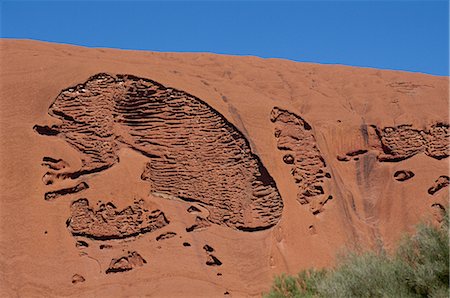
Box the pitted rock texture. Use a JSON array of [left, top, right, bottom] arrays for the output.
[[374, 123, 449, 162], [66, 198, 169, 240], [44, 182, 89, 201], [337, 150, 368, 162], [106, 251, 147, 274], [387, 81, 428, 94], [428, 176, 449, 195], [36, 73, 283, 231], [206, 254, 223, 266], [42, 156, 69, 171], [156, 232, 177, 241], [203, 244, 222, 266], [71, 274, 85, 284], [394, 170, 415, 182], [270, 107, 331, 214], [186, 216, 211, 232]]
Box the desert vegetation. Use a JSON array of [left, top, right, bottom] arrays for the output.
[[266, 213, 449, 298]]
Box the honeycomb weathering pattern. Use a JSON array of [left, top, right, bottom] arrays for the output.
[[67, 198, 169, 240], [270, 107, 332, 214], [106, 251, 147, 274], [374, 123, 449, 161], [40, 73, 283, 231]]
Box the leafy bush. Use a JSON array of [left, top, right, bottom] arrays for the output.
[[265, 213, 449, 298], [266, 270, 327, 298], [396, 216, 449, 297]]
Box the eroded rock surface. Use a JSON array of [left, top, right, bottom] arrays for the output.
[[35, 73, 283, 231], [71, 274, 85, 284], [270, 107, 331, 214], [394, 170, 415, 182], [336, 124, 449, 163], [44, 182, 89, 201], [156, 232, 177, 241], [186, 216, 211, 232], [373, 123, 449, 162], [428, 176, 449, 195], [66, 198, 169, 240], [106, 251, 147, 274]]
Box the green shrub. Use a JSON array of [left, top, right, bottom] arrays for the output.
[[265, 270, 327, 298], [316, 252, 413, 297], [397, 215, 449, 297], [265, 213, 449, 298]]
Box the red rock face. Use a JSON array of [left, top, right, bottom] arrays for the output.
[[106, 251, 147, 274], [372, 123, 449, 161], [270, 107, 333, 215], [35, 73, 283, 231], [67, 198, 169, 240], [1, 40, 448, 297]]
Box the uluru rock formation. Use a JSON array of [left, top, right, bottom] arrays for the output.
[[0, 39, 448, 297], [34, 72, 282, 231]]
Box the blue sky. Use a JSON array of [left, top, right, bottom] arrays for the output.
[[1, 1, 448, 76]]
